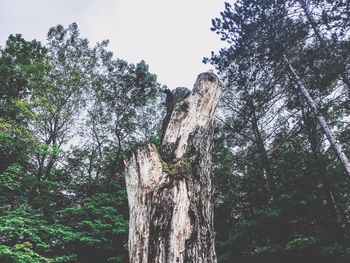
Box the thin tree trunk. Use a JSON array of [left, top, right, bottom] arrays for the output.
[[124, 73, 221, 263], [283, 54, 350, 177], [249, 102, 279, 204], [300, 106, 345, 226]]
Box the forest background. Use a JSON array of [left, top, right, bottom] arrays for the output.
[[1, 0, 350, 262]]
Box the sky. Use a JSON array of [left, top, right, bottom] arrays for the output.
[[0, 0, 227, 88]]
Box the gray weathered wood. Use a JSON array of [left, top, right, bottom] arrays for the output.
[[124, 72, 221, 263]]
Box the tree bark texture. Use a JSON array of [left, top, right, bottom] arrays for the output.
[[124, 72, 221, 263]]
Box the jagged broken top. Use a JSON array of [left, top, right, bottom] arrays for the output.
[[161, 72, 221, 159]]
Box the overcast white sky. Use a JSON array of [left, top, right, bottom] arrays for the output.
[[0, 0, 226, 88]]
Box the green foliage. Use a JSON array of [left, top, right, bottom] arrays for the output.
[[209, 1, 350, 262], [285, 236, 319, 251], [0, 242, 50, 263], [2, 4, 350, 261], [0, 164, 22, 191], [321, 244, 350, 259], [162, 161, 173, 174], [0, 23, 163, 262], [0, 119, 35, 172], [253, 245, 281, 257], [148, 136, 161, 148], [0, 204, 75, 262], [55, 190, 129, 262]]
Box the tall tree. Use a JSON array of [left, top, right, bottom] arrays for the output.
[[209, 0, 350, 177], [0, 23, 164, 262], [208, 0, 350, 261]]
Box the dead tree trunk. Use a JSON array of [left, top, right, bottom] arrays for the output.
[[124, 72, 221, 263]]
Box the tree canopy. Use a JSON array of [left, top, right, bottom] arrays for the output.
[[0, 23, 163, 262], [207, 0, 350, 262], [2, 1, 350, 261]]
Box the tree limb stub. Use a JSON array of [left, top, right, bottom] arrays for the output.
[[124, 72, 221, 263]]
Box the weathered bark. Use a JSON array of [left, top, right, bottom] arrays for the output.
[[124, 72, 221, 263], [283, 54, 350, 178]]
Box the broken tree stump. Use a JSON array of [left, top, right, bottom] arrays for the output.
[[124, 72, 221, 263]]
